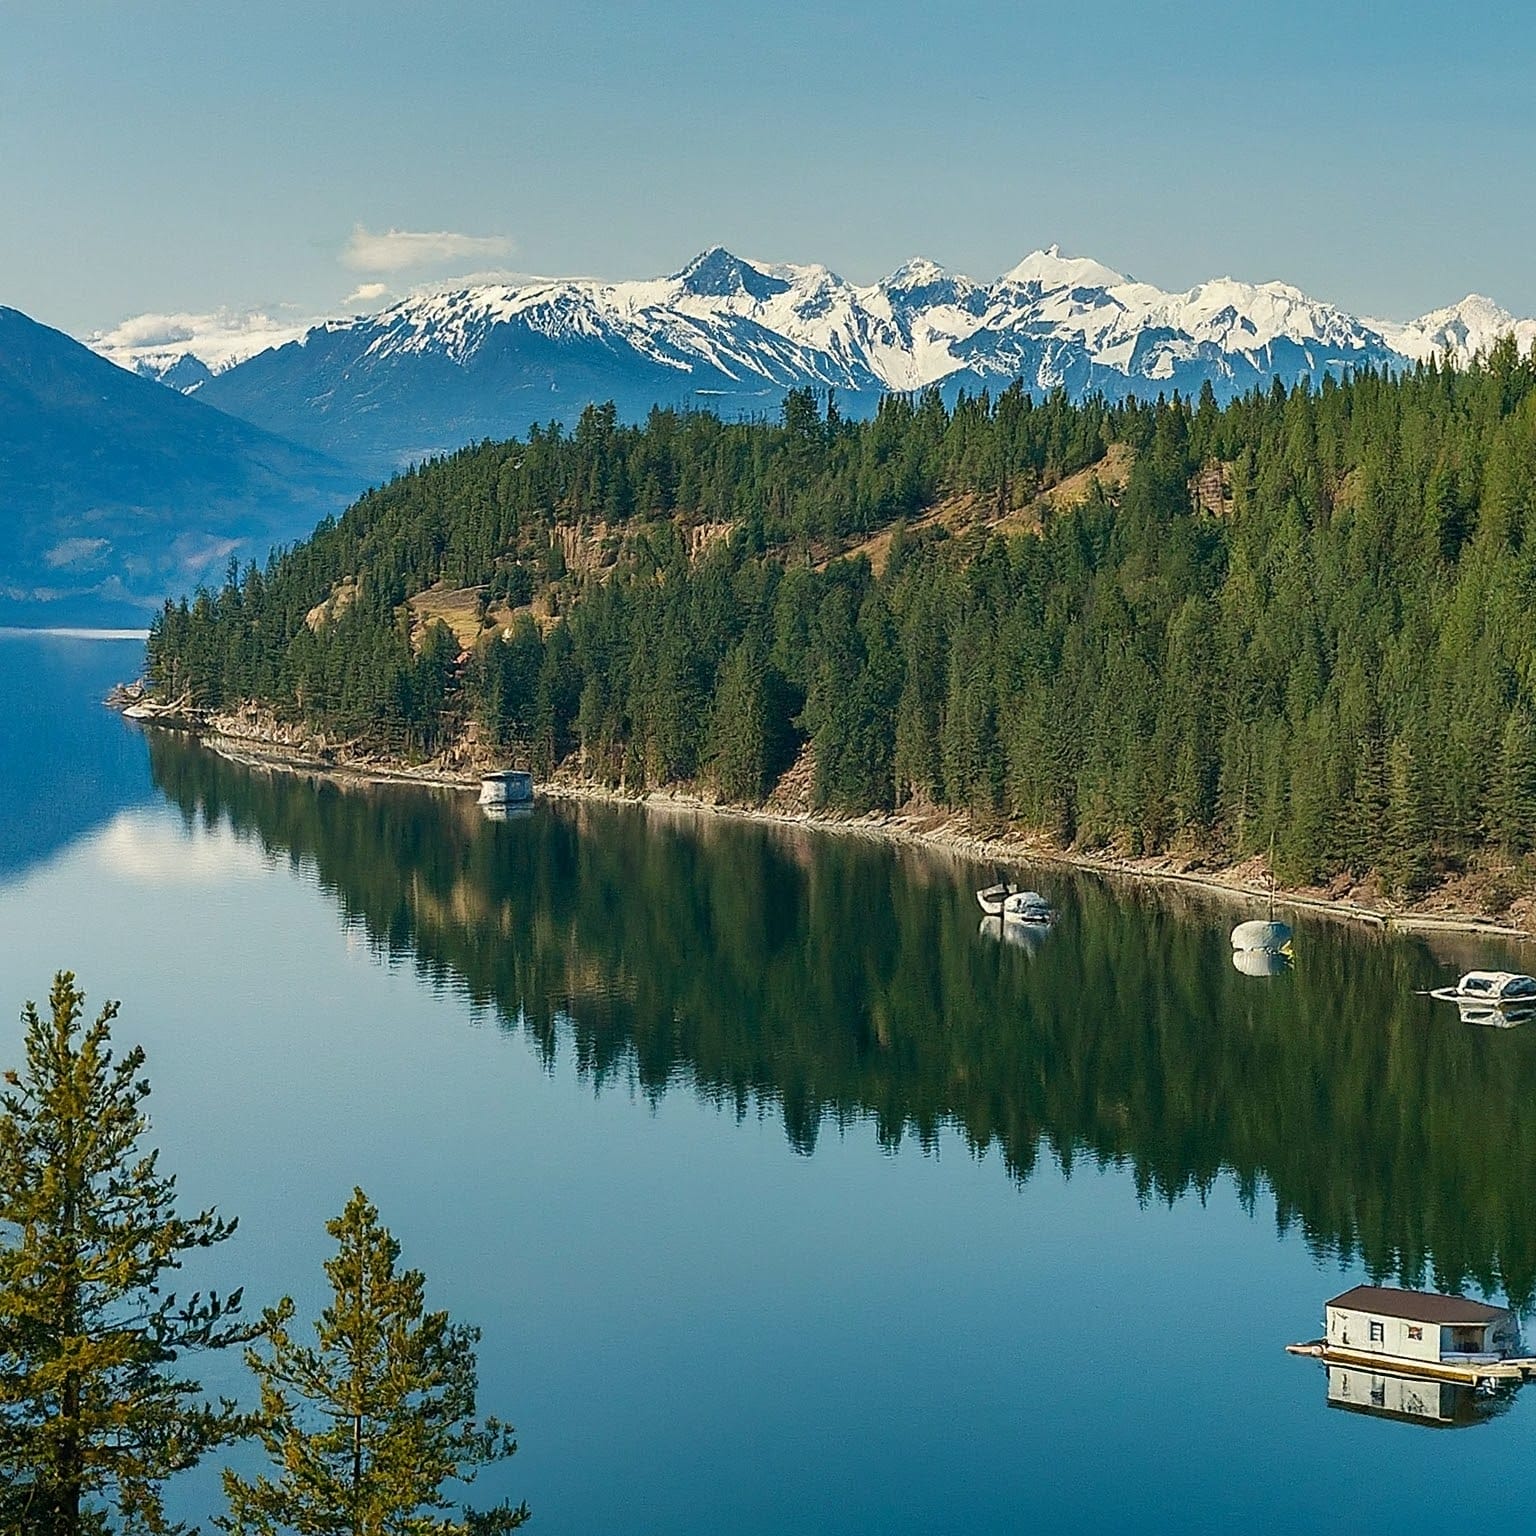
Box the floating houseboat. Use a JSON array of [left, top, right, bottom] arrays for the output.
[[1230, 836, 1292, 959], [478, 770, 534, 808], [1289, 1285, 1535, 1387], [1000, 890, 1054, 926]]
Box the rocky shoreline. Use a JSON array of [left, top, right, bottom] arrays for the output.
[[113, 696, 1536, 944]]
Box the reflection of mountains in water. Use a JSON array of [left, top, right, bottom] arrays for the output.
[[148, 735, 1536, 1306], [0, 636, 153, 881]]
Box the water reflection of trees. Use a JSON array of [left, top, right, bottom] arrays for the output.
[[150, 736, 1536, 1307]]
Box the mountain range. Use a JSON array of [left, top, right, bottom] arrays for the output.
[[92, 245, 1536, 476], [6, 245, 1536, 625]]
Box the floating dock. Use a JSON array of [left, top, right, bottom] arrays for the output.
[[1287, 1340, 1536, 1385]]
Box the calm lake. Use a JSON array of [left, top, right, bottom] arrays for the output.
[[3, 632, 1536, 1532]]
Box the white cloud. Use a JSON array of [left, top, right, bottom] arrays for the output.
[[44, 537, 110, 570], [343, 281, 391, 309], [342, 224, 515, 274], [87, 307, 314, 374]]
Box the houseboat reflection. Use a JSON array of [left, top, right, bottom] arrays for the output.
[[1326, 1365, 1514, 1427]]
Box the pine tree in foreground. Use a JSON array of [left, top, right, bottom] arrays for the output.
[[0, 972, 248, 1535], [220, 1188, 527, 1536]]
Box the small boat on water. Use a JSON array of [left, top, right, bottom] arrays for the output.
[[1429, 971, 1536, 1008], [1231, 918, 1293, 953], [1231, 834, 1293, 959], [478, 770, 534, 808], [975, 883, 1055, 925], [1001, 890, 1055, 926]]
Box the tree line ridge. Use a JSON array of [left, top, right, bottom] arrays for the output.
[[148, 348, 1536, 903]]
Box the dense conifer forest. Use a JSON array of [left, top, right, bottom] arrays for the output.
[[148, 348, 1536, 889]]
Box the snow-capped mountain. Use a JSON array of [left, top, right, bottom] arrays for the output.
[[1372, 295, 1536, 367], [89, 247, 1536, 474]]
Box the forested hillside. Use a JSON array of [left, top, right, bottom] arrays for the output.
[[147, 350, 1536, 891]]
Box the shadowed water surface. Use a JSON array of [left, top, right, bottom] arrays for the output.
[[2, 635, 1535, 1533]]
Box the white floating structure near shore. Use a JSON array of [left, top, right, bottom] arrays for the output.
[[975, 884, 1054, 924], [1231, 919, 1292, 952], [1429, 971, 1536, 1006], [1289, 1285, 1535, 1387], [478, 770, 534, 808], [1001, 890, 1054, 926]]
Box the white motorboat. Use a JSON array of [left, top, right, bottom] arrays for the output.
[[1231, 834, 1292, 959], [1001, 890, 1054, 926], [975, 882, 1018, 917], [1429, 971, 1536, 1007]]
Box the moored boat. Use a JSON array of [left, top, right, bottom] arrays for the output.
[[478, 770, 534, 807], [1231, 834, 1292, 957], [1001, 890, 1054, 926], [1429, 970, 1536, 1007], [1288, 1285, 1536, 1391], [1230, 918, 1293, 953], [975, 882, 1018, 917]]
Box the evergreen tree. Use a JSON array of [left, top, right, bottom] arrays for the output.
[[220, 1188, 526, 1536], [0, 973, 247, 1535], [1492, 706, 1536, 854], [708, 639, 771, 804]]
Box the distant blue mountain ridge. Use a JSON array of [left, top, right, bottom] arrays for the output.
[[0, 306, 356, 627]]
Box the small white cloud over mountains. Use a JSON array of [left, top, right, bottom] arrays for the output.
[[343, 281, 391, 309], [87, 307, 313, 377], [342, 224, 515, 274]]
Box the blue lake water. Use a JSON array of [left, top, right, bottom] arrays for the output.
[[1, 633, 1535, 1532]]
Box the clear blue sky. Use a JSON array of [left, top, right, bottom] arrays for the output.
[[5, 0, 1535, 334]]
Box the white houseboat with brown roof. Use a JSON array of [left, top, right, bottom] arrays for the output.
[[1289, 1285, 1534, 1386]]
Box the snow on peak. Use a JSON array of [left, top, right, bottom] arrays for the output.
[[87, 307, 316, 381], [883, 256, 953, 291], [1001, 245, 1126, 291], [1376, 294, 1536, 365], [82, 246, 1536, 406]]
